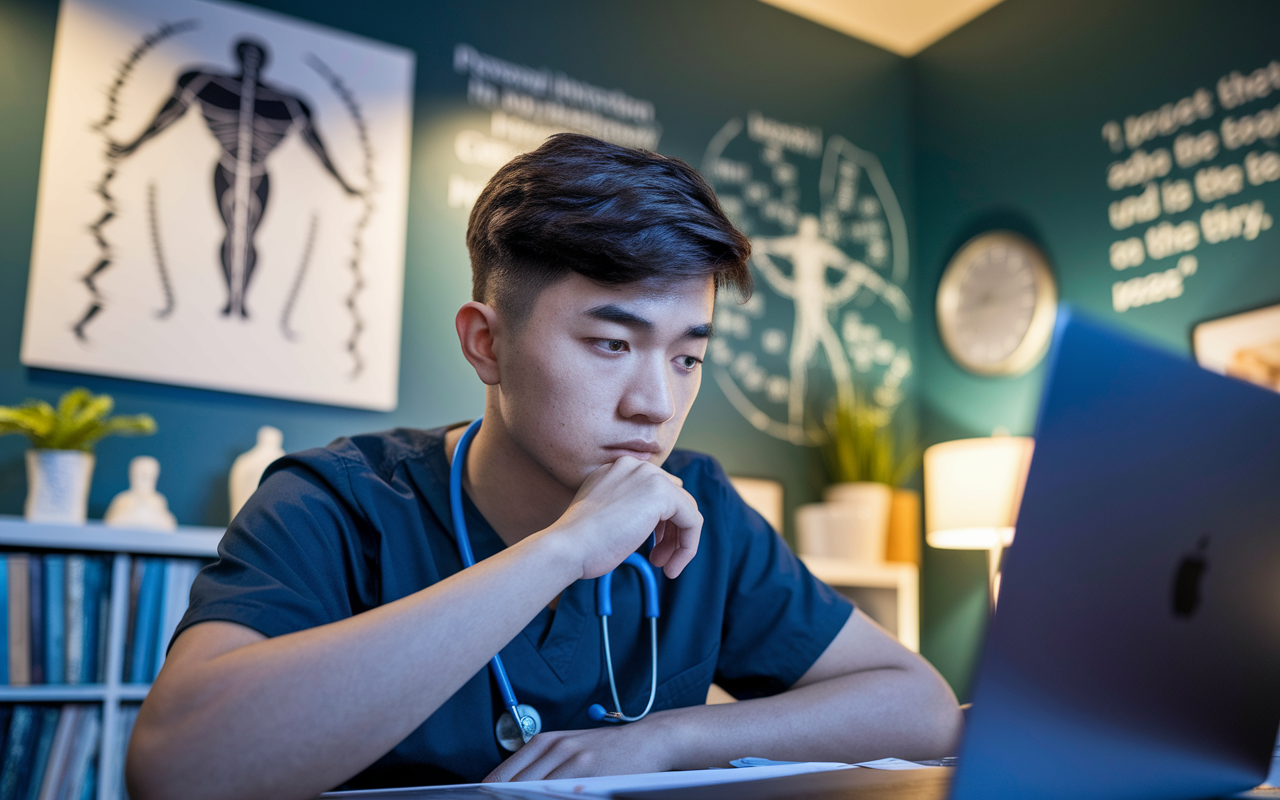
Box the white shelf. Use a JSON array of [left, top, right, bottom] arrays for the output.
[[0, 515, 222, 557], [0, 684, 149, 702], [802, 556, 917, 588], [802, 556, 919, 653]]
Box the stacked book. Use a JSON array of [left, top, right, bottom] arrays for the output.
[[120, 558, 202, 685], [1, 555, 204, 686], [2, 555, 112, 686], [0, 703, 113, 800]]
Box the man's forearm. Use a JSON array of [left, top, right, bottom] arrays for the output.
[[128, 530, 581, 800], [655, 665, 962, 768]]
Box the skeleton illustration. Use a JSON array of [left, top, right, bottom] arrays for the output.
[[110, 39, 359, 318]]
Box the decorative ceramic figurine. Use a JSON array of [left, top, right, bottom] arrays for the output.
[[229, 426, 285, 520], [105, 455, 177, 531]]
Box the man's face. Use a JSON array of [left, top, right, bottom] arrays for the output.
[[493, 272, 715, 490]]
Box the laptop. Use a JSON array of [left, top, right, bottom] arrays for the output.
[[620, 311, 1280, 800]]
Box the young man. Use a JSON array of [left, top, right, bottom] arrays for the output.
[[127, 134, 961, 800]]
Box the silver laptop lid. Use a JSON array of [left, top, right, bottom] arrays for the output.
[[952, 312, 1280, 800]]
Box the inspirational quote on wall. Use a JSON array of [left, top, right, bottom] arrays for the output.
[[1103, 61, 1280, 312]]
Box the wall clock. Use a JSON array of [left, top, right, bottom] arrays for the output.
[[937, 231, 1058, 376]]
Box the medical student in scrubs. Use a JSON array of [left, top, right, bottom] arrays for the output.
[[127, 134, 961, 800]]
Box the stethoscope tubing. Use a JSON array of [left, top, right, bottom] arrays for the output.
[[602, 616, 658, 722], [449, 417, 660, 748], [449, 419, 525, 719]]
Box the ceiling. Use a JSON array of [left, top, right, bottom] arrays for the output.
[[758, 0, 1007, 56]]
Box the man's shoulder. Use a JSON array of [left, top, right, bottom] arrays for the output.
[[662, 448, 735, 501], [284, 426, 449, 485]]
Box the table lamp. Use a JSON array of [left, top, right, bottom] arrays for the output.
[[924, 435, 1034, 604]]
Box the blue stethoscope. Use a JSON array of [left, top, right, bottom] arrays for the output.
[[450, 418, 661, 752]]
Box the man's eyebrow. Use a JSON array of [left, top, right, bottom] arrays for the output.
[[585, 304, 713, 339], [586, 304, 653, 330]]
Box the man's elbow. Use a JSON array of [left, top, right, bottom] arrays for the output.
[[125, 706, 207, 800], [124, 717, 169, 800], [917, 694, 964, 758], [906, 667, 964, 758]]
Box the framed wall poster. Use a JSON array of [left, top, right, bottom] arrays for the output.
[[21, 0, 414, 410], [1192, 302, 1280, 393]]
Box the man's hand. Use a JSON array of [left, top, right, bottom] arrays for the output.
[[483, 717, 680, 782], [547, 456, 703, 581]]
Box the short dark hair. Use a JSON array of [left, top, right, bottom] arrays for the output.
[[466, 134, 752, 323]]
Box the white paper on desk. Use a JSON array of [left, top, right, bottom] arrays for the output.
[[322, 761, 853, 799], [851, 757, 931, 770]]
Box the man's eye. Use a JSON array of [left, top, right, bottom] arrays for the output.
[[678, 356, 702, 370], [604, 340, 626, 352]]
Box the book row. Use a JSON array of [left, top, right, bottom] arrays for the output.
[[0, 702, 138, 800], [2, 556, 109, 687], [121, 558, 203, 686], [1, 554, 205, 686]]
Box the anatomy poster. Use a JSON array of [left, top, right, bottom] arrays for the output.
[[21, 0, 414, 410]]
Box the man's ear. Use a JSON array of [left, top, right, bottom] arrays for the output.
[[455, 301, 502, 386]]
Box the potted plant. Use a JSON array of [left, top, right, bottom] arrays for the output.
[[0, 388, 156, 524], [810, 388, 921, 563]]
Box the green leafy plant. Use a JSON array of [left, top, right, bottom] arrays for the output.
[[822, 387, 920, 487], [0, 388, 156, 452]]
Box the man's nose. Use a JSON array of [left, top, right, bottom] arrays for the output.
[[619, 355, 675, 424]]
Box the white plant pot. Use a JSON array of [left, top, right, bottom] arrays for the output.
[[24, 449, 95, 525], [820, 482, 893, 563]]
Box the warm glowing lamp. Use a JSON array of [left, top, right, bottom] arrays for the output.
[[924, 435, 1034, 602]]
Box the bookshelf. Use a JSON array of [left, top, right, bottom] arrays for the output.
[[802, 556, 919, 652], [0, 515, 222, 800]]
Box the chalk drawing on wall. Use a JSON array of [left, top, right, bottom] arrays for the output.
[[20, 0, 414, 410], [704, 114, 912, 445]]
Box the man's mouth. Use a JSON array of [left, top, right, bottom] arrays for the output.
[[604, 440, 663, 459]]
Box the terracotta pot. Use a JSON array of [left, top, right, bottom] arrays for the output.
[[885, 488, 922, 564], [24, 449, 95, 524]]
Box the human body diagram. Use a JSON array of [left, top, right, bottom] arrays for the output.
[[110, 40, 360, 319], [751, 214, 911, 431]]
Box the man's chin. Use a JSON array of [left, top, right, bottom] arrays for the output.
[[563, 449, 672, 489]]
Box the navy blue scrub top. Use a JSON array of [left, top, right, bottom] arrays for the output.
[[174, 425, 853, 789]]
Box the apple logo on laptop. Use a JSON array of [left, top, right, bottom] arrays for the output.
[[1173, 536, 1210, 618]]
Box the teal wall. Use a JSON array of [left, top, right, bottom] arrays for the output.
[[0, 1, 911, 542], [9, 0, 1275, 701], [913, 0, 1280, 698]]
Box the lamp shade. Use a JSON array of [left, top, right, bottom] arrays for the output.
[[924, 436, 1034, 550]]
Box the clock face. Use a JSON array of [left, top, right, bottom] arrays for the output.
[[937, 232, 1058, 376]]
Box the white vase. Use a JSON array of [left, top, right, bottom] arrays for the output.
[[24, 449, 95, 524], [821, 482, 893, 563], [229, 426, 285, 521]]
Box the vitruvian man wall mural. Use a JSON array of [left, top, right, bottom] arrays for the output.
[[21, 0, 414, 410], [703, 112, 913, 445]]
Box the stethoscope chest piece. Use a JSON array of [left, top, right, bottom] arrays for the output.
[[496, 704, 542, 752]]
